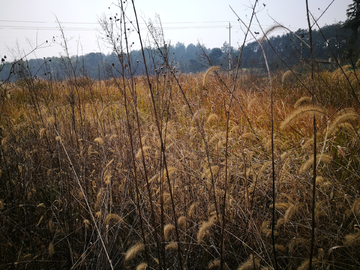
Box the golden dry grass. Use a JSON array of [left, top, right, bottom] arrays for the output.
[[1, 69, 359, 269]]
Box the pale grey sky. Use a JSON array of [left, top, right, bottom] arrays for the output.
[[0, 0, 352, 61]]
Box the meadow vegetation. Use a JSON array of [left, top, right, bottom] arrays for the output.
[[1, 1, 360, 270]]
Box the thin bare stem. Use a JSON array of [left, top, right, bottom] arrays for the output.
[[305, 1, 316, 269]]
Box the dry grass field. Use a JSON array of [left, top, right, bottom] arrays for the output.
[[0, 62, 360, 269]]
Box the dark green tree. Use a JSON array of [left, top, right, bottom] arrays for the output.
[[343, 0, 360, 63], [209, 48, 222, 65]]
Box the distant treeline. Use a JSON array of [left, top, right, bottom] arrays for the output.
[[0, 22, 354, 81]]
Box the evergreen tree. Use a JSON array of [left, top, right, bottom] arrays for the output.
[[343, 0, 360, 63]]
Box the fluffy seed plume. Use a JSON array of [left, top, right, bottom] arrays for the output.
[[275, 244, 287, 253], [165, 242, 178, 251], [328, 108, 359, 136], [282, 70, 296, 84], [294, 96, 312, 109], [135, 146, 151, 159], [83, 219, 91, 230], [124, 242, 145, 262], [280, 105, 327, 130], [206, 113, 219, 124], [237, 254, 261, 270], [343, 232, 360, 246], [164, 223, 175, 241], [203, 66, 220, 86], [39, 128, 46, 138], [104, 213, 123, 225], [299, 154, 332, 174], [46, 116, 55, 125], [352, 198, 360, 217], [197, 215, 217, 244], [94, 189, 102, 211], [297, 259, 320, 270], [177, 216, 187, 229], [48, 242, 55, 257], [94, 137, 104, 145], [188, 202, 197, 217], [288, 237, 309, 254], [136, 262, 148, 270], [208, 259, 220, 269]]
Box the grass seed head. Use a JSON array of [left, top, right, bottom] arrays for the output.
[[164, 223, 175, 241], [124, 242, 145, 262], [48, 242, 55, 257], [280, 105, 327, 130], [237, 254, 261, 270], [208, 259, 220, 269], [94, 137, 104, 145], [136, 262, 148, 270], [104, 213, 123, 225], [165, 242, 178, 251]]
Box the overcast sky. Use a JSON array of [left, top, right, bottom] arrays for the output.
[[0, 0, 352, 61]]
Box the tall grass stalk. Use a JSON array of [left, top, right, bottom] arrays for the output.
[[305, 1, 316, 268]]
